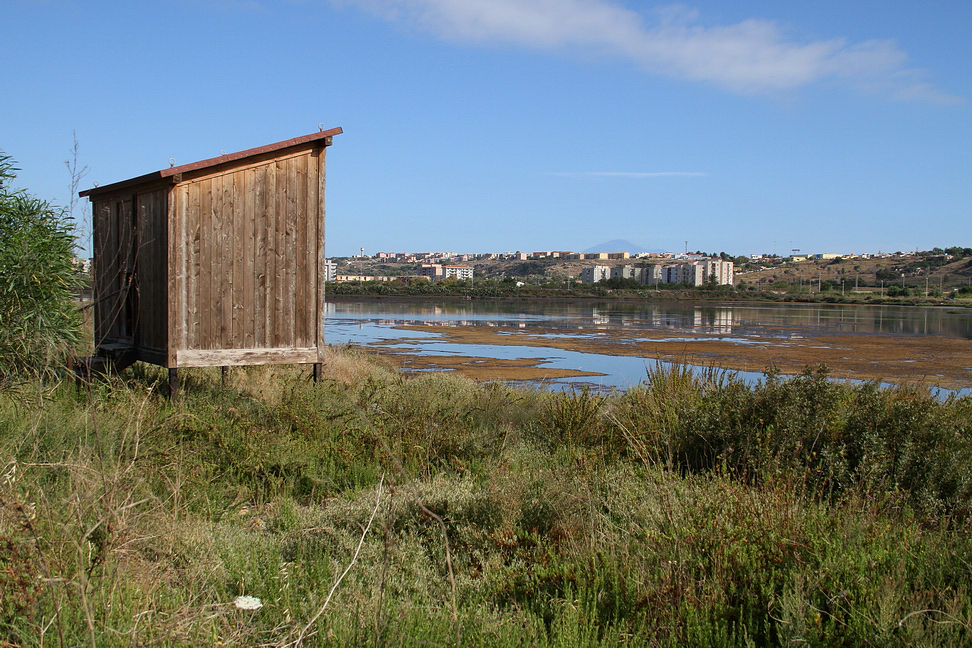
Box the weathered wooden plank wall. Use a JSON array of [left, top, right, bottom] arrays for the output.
[[135, 188, 167, 353], [87, 131, 336, 371], [167, 185, 187, 368], [171, 148, 325, 366], [316, 147, 327, 353], [92, 200, 116, 345]]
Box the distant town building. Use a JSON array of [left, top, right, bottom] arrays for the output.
[[636, 264, 663, 285], [698, 259, 734, 285], [611, 265, 637, 280], [443, 265, 474, 281], [418, 263, 444, 280], [580, 259, 734, 287], [581, 265, 611, 283], [418, 263, 474, 282], [73, 257, 93, 274], [335, 274, 397, 282]]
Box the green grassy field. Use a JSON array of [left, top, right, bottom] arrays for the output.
[[2, 349, 970, 646]]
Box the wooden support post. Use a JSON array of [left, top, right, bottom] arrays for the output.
[[313, 362, 322, 383], [221, 365, 229, 387], [168, 368, 180, 403]]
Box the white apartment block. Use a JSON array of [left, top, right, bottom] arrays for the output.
[[581, 259, 734, 286], [664, 263, 703, 285], [580, 265, 611, 283], [611, 265, 637, 280], [419, 263, 474, 282], [636, 265, 663, 286], [699, 259, 734, 285], [443, 265, 474, 281]]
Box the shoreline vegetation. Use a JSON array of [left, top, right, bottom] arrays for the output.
[[3, 349, 971, 646], [329, 247, 972, 307], [325, 280, 972, 307]]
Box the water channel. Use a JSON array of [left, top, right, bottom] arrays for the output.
[[323, 299, 972, 396]]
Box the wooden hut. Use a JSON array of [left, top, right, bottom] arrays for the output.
[[79, 128, 342, 395]]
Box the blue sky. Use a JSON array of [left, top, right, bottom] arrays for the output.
[[3, 0, 970, 257]]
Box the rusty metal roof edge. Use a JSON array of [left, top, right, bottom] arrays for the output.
[[80, 127, 343, 198]]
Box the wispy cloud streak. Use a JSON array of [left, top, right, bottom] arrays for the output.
[[340, 0, 958, 102]]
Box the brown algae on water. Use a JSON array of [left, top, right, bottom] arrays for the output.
[[372, 324, 972, 390]]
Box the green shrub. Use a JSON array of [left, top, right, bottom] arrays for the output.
[[0, 151, 81, 382]]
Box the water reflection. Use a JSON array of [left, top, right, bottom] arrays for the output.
[[323, 299, 972, 395], [327, 300, 972, 339]]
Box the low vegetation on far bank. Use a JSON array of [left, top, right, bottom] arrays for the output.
[[3, 350, 971, 646], [327, 275, 972, 306], [330, 247, 972, 306]]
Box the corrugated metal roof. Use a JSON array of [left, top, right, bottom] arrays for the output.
[[80, 127, 342, 198]]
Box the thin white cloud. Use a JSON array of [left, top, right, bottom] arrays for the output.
[[554, 171, 707, 177], [339, 0, 959, 102]]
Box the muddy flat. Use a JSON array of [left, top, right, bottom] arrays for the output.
[[373, 324, 972, 391]]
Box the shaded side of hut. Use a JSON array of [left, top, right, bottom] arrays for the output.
[[79, 128, 342, 391]]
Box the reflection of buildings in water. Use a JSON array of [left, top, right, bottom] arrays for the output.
[[329, 302, 972, 340], [648, 313, 684, 329], [590, 309, 641, 329], [591, 308, 611, 326], [692, 308, 734, 334]]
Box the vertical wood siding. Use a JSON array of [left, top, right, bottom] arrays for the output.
[[92, 200, 117, 345], [134, 189, 168, 351], [92, 140, 330, 369], [173, 149, 324, 354]]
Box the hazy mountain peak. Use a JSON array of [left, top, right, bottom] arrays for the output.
[[583, 239, 666, 254]]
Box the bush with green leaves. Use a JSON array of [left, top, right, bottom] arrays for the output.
[[0, 151, 81, 381]]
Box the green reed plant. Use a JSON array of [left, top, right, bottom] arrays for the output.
[[0, 152, 81, 385], [537, 388, 606, 451]]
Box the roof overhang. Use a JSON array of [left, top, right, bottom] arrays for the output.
[[80, 127, 342, 199]]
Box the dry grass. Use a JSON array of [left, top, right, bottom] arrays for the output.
[[1, 350, 970, 646]]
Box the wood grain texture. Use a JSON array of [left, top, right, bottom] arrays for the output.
[[316, 147, 327, 357], [89, 138, 335, 369], [176, 347, 319, 368]]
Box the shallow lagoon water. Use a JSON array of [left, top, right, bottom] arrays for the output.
[[324, 299, 972, 396]]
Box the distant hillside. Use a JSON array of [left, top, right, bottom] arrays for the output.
[[583, 239, 666, 255]]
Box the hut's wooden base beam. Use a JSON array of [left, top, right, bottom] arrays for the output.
[[174, 347, 319, 368]]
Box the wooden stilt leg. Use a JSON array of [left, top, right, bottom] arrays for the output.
[[169, 368, 180, 403], [221, 365, 229, 387], [313, 362, 322, 383]]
